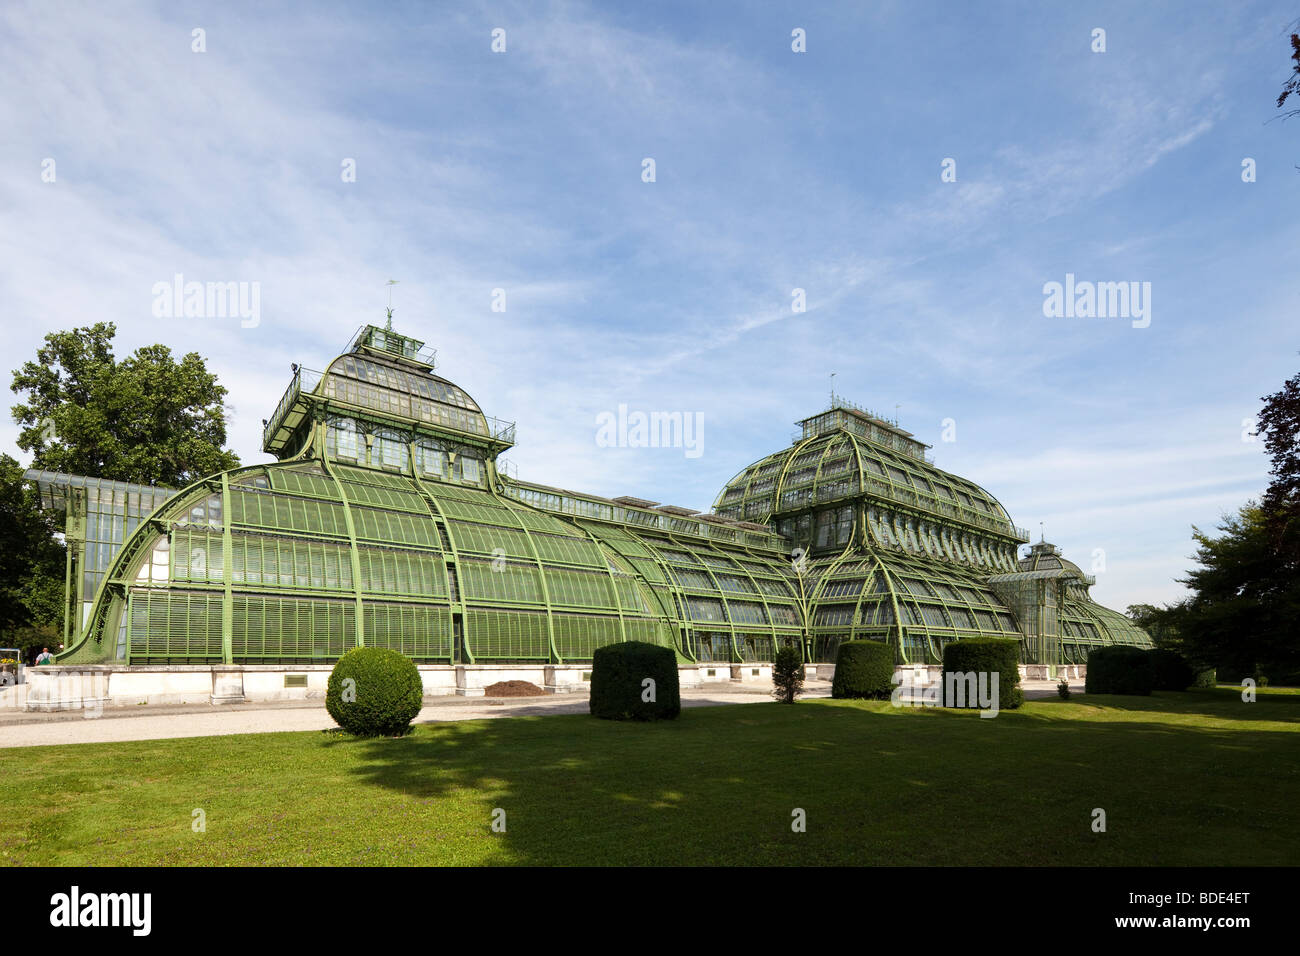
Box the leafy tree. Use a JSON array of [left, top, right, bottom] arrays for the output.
[[1148, 366, 1300, 683], [11, 322, 239, 486], [0, 454, 65, 656], [1278, 28, 1300, 121], [1125, 602, 1182, 651], [1257, 366, 1300, 552], [1173, 504, 1300, 679]]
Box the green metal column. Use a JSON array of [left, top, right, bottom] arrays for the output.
[[321, 425, 366, 648], [221, 473, 234, 663]]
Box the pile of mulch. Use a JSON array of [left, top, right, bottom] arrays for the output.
[[483, 680, 547, 698]]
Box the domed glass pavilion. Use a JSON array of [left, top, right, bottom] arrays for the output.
[[42, 320, 1150, 668]]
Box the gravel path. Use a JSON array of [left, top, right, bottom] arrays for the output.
[[0, 677, 1076, 749], [0, 682, 832, 749]]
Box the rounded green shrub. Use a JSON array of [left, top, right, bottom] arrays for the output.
[[589, 641, 681, 721], [1147, 648, 1195, 691], [1085, 645, 1155, 696], [941, 638, 1023, 709], [326, 647, 424, 736], [831, 640, 894, 700], [1193, 668, 1217, 688]]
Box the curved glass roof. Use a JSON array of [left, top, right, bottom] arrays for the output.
[[800, 551, 1022, 665], [714, 427, 1025, 541], [41, 323, 1149, 670], [62, 461, 804, 666], [263, 323, 514, 457], [66, 458, 682, 664], [1017, 540, 1090, 577], [321, 352, 490, 438]]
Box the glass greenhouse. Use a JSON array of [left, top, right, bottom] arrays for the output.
[[39, 321, 1150, 667]]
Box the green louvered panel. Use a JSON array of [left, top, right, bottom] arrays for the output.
[[621, 617, 671, 647], [611, 574, 650, 613], [340, 480, 428, 513], [363, 601, 451, 660], [528, 532, 606, 567], [543, 567, 618, 609], [606, 537, 654, 558], [767, 602, 802, 626], [459, 558, 545, 604], [268, 468, 339, 499], [625, 555, 668, 584], [726, 600, 769, 625], [504, 505, 570, 534], [466, 607, 550, 659], [736, 632, 776, 663], [350, 505, 438, 547], [422, 482, 491, 502], [335, 465, 419, 491], [639, 583, 679, 619], [129, 590, 223, 659], [447, 520, 533, 558], [737, 558, 792, 577], [697, 552, 741, 570], [753, 576, 796, 598], [228, 534, 353, 591], [435, 496, 515, 524], [550, 612, 624, 660], [576, 520, 629, 541], [357, 546, 446, 597], [231, 595, 354, 659], [171, 529, 224, 583], [228, 488, 348, 537]]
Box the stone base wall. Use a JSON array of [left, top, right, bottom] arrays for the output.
[[17, 662, 726, 712], [14, 660, 1078, 713]]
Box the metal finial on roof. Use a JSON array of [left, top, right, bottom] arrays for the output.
[[1040, 521, 1045, 543], [385, 279, 399, 331]]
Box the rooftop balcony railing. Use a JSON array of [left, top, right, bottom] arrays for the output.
[[263, 366, 323, 449], [794, 418, 935, 464], [487, 416, 517, 445], [350, 325, 437, 366]]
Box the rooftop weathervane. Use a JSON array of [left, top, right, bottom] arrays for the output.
[[385, 279, 399, 330]]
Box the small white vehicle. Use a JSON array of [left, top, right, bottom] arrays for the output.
[[0, 647, 23, 688]]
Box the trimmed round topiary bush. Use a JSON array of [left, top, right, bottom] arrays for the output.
[[589, 641, 681, 721], [1147, 648, 1195, 691], [941, 638, 1023, 709], [831, 639, 895, 699], [326, 647, 424, 736], [1193, 668, 1217, 688], [1085, 645, 1155, 696]]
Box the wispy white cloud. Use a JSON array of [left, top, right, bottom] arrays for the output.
[[1, 0, 1294, 618]]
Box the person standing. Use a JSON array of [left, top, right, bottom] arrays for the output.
[[34, 647, 53, 665]]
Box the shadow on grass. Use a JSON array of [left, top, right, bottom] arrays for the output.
[[1034, 686, 1300, 725], [323, 690, 1300, 866]]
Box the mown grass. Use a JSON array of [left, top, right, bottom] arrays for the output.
[[2, 687, 1296, 866]]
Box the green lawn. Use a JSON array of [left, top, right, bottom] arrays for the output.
[[2, 687, 1297, 866]]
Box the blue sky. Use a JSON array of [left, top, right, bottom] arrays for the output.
[[2, 1, 1297, 612]]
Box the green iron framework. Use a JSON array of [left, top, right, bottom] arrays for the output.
[[38, 322, 1151, 667]]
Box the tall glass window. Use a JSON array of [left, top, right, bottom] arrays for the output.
[[417, 442, 445, 479], [329, 419, 359, 461]]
